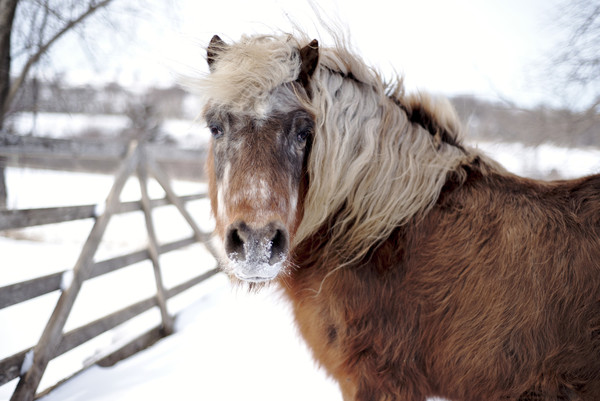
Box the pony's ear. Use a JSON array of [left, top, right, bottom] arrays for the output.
[[298, 39, 319, 96], [207, 35, 227, 72]]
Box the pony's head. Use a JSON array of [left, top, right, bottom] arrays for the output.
[[198, 33, 471, 286], [201, 34, 319, 284]]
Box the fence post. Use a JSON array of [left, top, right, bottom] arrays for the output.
[[137, 144, 173, 335], [145, 156, 220, 260], [10, 141, 141, 401], [0, 158, 7, 209]]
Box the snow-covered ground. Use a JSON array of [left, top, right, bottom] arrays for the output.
[[0, 141, 599, 401], [472, 141, 600, 179], [36, 276, 344, 401]]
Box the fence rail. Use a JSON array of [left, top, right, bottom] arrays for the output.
[[0, 132, 206, 164], [0, 194, 205, 230], [0, 132, 207, 179], [0, 134, 219, 401]]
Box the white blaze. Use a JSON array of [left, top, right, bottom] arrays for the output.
[[217, 162, 231, 222]]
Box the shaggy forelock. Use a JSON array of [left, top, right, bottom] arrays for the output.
[[196, 34, 305, 114]]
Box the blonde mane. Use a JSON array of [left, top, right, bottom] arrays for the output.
[[196, 33, 473, 263]]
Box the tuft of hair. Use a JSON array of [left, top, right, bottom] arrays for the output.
[[193, 34, 308, 114], [388, 86, 466, 149]]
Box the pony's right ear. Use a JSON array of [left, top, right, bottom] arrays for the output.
[[298, 39, 319, 97], [207, 35, 227, 72]]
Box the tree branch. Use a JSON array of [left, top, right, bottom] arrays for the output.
[[3, 0, 115, 116]]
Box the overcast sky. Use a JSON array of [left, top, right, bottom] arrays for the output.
[[47, 0, 568, 108]]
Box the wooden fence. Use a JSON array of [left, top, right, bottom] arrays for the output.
[[0, 133, 220, 401]]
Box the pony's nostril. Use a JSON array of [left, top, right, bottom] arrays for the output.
[[225, 227, 246, 261], [269, 228, 288, 265], [225, 221, 289, 266]]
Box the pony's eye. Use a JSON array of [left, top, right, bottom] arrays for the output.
[[297, 128, 311, 144], [209, 124, 224, 138]]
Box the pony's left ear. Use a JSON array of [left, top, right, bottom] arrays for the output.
[[207, 35, 227, 72], [298, 39, 319, 96]]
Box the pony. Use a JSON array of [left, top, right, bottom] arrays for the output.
[[196, 32, 600, 401]]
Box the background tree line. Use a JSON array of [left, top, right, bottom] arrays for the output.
[[8, 78, 600, 148], [12, 78, 189, 117]]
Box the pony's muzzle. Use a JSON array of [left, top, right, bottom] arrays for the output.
[[224, 220, 289, 282]]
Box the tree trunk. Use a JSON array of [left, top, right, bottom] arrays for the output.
[[0, 0, 18, 209], [0, 0, 18, 129]]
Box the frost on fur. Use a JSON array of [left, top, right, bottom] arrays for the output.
[[227, 235, 285, 283]]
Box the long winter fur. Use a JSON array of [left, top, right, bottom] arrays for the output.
[[196, 33, 472, 263], [199, 32, 600, 401]]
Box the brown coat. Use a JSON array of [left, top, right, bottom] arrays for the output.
[[285, 162, 600, 401]]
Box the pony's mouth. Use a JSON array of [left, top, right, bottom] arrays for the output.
[[227, 259, 285, 283], [233, 273, 277, 283]]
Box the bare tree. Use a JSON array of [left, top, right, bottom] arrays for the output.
[[0, 0, 18, 207], [0, 0, 119, 208], [0, 0, 18, 128], [550, 0, 600, 113], [1, 0, 119, 128]]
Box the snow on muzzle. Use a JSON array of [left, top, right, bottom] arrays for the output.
[[224, 220, 289, 283]]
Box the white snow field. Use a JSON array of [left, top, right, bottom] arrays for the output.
[[36, 276, 345, 401], [0, 143, 598, 401]]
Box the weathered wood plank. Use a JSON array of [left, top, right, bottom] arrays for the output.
[[0, 133, 126, 161], [0, 133, 206, 164], [55, 268, 220, 365], [0, 266, 220, 388], [0, 272, 62, 310], [87, 235, 197, 280], [147, 157, 219, 259], [0, 297, 156, 388], [0, 133, 206, 180], [11, 141, 141, 401], [34, 324, 167, 399], [166, 267, 220, 299], [0, 155, 207, 180], [0, 205, 96, 230], [137, 150, 173, 334], [95, 326, 165, 368], [0, 349, 28, 387], [0, 193, 206, 230], [1, 136, 216, 399], [0, 236, 197, 311], [55, 297, 158, 357]]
